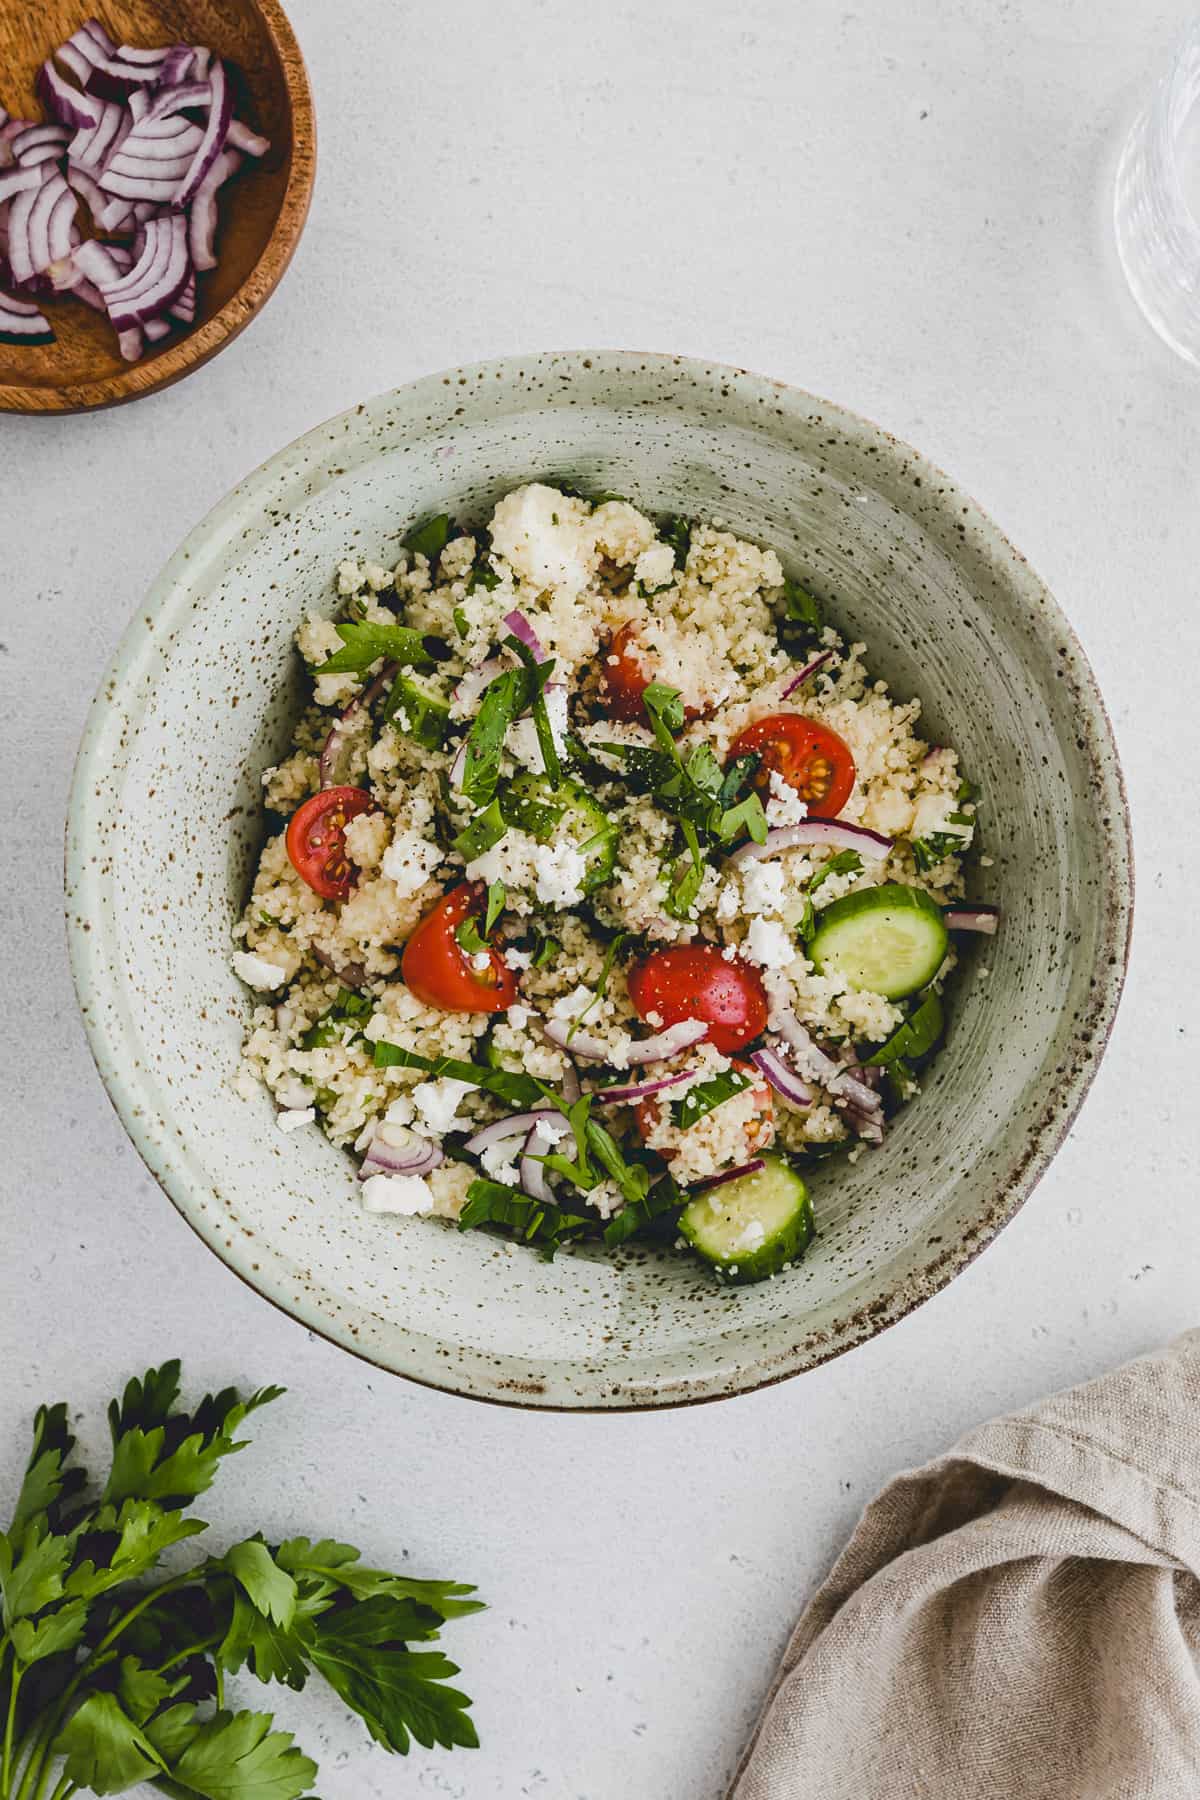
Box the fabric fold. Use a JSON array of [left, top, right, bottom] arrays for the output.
[[732, 1331, 1200, 1800]]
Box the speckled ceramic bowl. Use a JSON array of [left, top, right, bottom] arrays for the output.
[[66, 352, 1132, 1409]]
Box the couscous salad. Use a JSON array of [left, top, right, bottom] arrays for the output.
[[234, 485, 997, 1283]]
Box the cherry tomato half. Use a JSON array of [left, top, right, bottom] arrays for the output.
[[600, 622, 654, 722], [401, 882, 518, 1014], [599, 624, 703, 724], [626, 945, 768, 1055], [635, 1058, 775, 1156], [286, 787, 375, 901], [727, 713, 856, 819]]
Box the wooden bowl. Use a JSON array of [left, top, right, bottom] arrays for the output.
[[0, 0, 314, 413]]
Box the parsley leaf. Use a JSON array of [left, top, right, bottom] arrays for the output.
[[454, 916, 490, 957], [671, 1068, 752, 1130], [373, 1042, 543, 1110], [0, 1364, 483, 1800], [484, 881, 505, 936], [570, 934, 626, 1038], [310, 1638, 479, 1754], [457, 1180, 592, 1261], [782, 576, 821, 630], [404, 514, 452, 563], [451, 798, 507, 864], [661, 516, 691, 568], [910, 822, 971, 871], [797, 849, 864, 941], [458, 668, 526, 808], [503, 635, 561, 785], [602, 1172, 685, 1247], [642, 681, 686, 742], [313, 621, 434, 676]]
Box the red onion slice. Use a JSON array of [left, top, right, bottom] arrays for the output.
[[729, 819, 893, 867], [11, 124, 71, 165], [944, 906, 999, 935], [115, 325, 143, 361], [227, 118, 270, 157], [693, 1158, 766, 1193], [99, 211, 189, 328], [541, 1018, 609, 1061], [168, 271, 196, 322], [590, 1069, 692, 1105], [503, 608, 548, 662], [186, 146, 240, 269], [358, 1128, 444, 1179], [519, 1125, 556, 1205], [68, 102, 127, 171], [770, 1007, 881, 1111], [319, 661, 397, 787], [779, 649, 833, 700], [175, 56, 232, 203], [0, 290, 54, 343], [143, 315, 171, 341], [36, 61, 106, 131], [748, 1045, 812, 1107], [452, 655, 508, 711], [560, 1057, 581, 1103], [623, 1019, 709, 1065], [0, 165, 45, 204], [463, 1109, 561, 1155]]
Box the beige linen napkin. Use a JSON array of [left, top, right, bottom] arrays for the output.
[[732, 1331, 1200, 1800]]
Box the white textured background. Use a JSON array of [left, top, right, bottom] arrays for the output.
[[3, 1, 1199, 1794]]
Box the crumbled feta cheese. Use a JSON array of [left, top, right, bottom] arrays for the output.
[[744, 917, 797, 970], [277, 1106, 315, 1132], [715, 880, 740, 923], [410, 1078, 473, 1137], [765, 769, 808, 828], [740, 859, 788, 917], [232, 950, 289, 991], [633, 541, 676, 591], [532, 841, 588, 906], [383, 1095, 416, 1128], [489, 484, 597, 598], [507, 1004, 531, 1029], [361, 1172, 436, 1215], [733, 1218, 766, 1253], [480, 1139, 521, 1182], [506, 949, 533, 971], [382, 829, 442, 899]]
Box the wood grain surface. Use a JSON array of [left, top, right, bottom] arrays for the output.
[[0, 0, 314, 413]]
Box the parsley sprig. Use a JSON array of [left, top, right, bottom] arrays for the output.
[[313, 621, 434, 676], [0, 1364, 481, 1800]]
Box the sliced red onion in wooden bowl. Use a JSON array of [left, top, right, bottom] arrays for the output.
[[0, 290, 53, 344], [729, 819, 893, 866], [0, 22, 270, 364]]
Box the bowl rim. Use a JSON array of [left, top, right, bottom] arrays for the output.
[[0, 0, 315, 417], [65, 349, 1135, 1409]]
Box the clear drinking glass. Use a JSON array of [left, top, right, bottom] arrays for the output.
[[1114, 21, 1200, 367]]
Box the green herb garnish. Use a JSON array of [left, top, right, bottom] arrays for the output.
[[866, 989, 944, 1067], [457, 669, 527, 808], [457, 1181, 591, 1261], [373, 1043, 543, 1110], [602, 1172, 685, 1247], [484, 882, 505, 936], [671, 1068, 752, 1130], [531, 932, 560, 970], [661, 517, 691, 569], [403, 514, 452, 563], [502, 636, 561, 785], [301, 987, 373, 1050], [314, 621, 435, 676], [454, 917, 490, 957], [451, 799, 507, 864], [796, 849, 865, 941], [0, 1364, 481, 1800], [570, 934, 626, 1039], [910, 818, 972, 872]]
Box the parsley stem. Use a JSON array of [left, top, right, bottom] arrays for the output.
[[2, 1661, 21, 1800], [215, 1662, 226, 1711], [46, 1779, 73, 1800]]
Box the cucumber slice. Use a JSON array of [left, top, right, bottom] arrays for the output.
[[808, 883, 948, 1000], [500, 772, 617, 893], [384, 671, 450, 750], [679, 1155, 813, 1284]]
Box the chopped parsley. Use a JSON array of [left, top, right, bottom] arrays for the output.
[[569, 933, 626, 1039], [910, 813, 973, 871], [451, 798, 507, 863], [457, 1180, 592, 1260], [301, 987, 373, 1050], [661, 516, 691, 569], [457, 668, 527, 808], [797, 849, 864, 941], [313, 621, 434, 676], [454, 916, 490, 957], [671, 1067, 752, 1130], [403, 513, 452, 563], [373, 1042, 543, 1110], [484, 881, 505, 935]]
